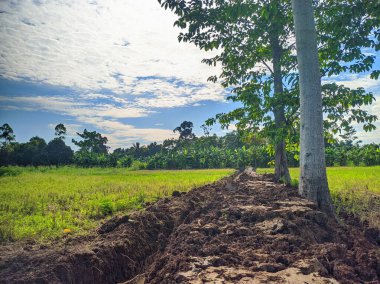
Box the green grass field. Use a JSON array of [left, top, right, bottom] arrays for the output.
[[258, 166, 380, 227], [258, 166, 380, 194], [1, 166, 379, 243], [0, 167, 234, 243]]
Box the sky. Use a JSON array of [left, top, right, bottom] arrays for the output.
[[0, 0, 379, 150]]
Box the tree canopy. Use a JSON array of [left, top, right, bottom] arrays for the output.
[[72, 129, 109, 154], [174, 121, 196, 140], [0, 123, 15, 145], [54, 123, 67, 140], [158, 0, 379, 183]]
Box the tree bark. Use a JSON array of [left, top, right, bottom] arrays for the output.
[[291, 0, 334, 215], [270, 35, 291, 185]]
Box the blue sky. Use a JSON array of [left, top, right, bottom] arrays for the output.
[[0, 0, 379, 149]]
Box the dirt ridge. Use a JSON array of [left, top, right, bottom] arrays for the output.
[[0, 170, 379, 283]]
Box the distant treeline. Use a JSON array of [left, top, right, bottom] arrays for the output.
[[0, 122, 379, 169]]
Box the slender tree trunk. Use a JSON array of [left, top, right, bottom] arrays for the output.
[[291, 0, 334, 215], [270, 32, 291, 185]]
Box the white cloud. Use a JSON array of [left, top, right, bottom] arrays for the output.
[[355, 98, 380, 144], [0, 95, 149, 118], [0, 94, 176, 148], [323, 74, 379, 90], [72, 116, 177, 148], [1, 0, 379, 145], [0, 0, 228, 146], [322, 73, 380, 144], [131, 77, 225, 108], [0, 0, 223, 102], [47, 122, 81, 137]]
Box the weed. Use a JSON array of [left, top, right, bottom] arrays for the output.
[[290, 178, 299, 187], [99, 199, 114, 216]]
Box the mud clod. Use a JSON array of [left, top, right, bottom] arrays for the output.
[[98, 215, 130, 234], [0, 172, 379, 284]]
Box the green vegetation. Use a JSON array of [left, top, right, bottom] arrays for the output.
[[2, 166, 379, 244], [259, 166, 380, 194], [258, 166, 380, 226], [158, 0, 379, 185], [1, 122, 379, 170], [0, 167, 234, 243]]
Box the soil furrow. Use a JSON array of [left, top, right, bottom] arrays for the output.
[[0, 170, 379, 284]]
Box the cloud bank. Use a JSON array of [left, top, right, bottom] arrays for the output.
[[0, 0, 227, 147], [0, 0, 223, 95]]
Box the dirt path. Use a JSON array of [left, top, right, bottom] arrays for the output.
[[1, 170, 379, 283]]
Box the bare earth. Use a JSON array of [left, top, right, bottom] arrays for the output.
[[0, 170, 379, 283]]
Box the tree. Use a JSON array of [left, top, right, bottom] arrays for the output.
[[12, 137, 48, 166], [131, 142, 141, 158], [72, 129, 109, 154], [46, 138, 73, 166], [201, 124, 211, 137], [291, 0, 334, 214], [0, 123, 15, 145], [54, 123, 67, 140], [173, 121, 196, 140], [158, 0, 378, 184], [168, 0, 293, 182]]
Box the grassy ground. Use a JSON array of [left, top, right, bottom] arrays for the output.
[[258, 166, 380, 227], [0, 167, 234, 243], [258, 166, 380, 194], [2, 166, 379, 243]]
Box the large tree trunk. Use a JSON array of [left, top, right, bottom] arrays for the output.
[[273, 111, 291, 184], [271, 35, 291, 185], [291, 0, 334, 215]]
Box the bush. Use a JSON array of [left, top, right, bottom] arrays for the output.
[[117, 156, 133, 168], [129, 160, 147, 170], [0, 167, 22, 177], [99, 199, 114, 216]]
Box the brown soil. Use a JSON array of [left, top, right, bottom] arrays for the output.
[[0, 170, 379, 284]]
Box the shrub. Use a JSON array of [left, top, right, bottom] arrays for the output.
[[117, 156, 133, 168], [130, 160, 147, 171], [99, 200, 114, 216]]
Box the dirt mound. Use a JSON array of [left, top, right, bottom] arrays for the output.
[[1, 171, 379, 284]]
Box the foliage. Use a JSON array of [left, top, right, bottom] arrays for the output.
[[0, 123, 73, 167], [99, 199, 114, 216], [72, 129, 109, 154], [0, 123, 15, 145], [158, 0, 379, 135], [325, 142, 380, 167], [46, 138, 74, 166], [117, 156, 133, 168], [129, 160, 147, 171], [1, 122, 379, 169], [54, 123, 67, 140], [173, 121, 196, 139], [158, 0, 379, 181], [12, 136, 48, 166]]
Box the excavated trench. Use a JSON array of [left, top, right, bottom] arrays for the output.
[[0, 170, 379, 284]]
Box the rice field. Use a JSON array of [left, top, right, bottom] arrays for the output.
[[258, 166, 380, 194], [0, 167, 234, 243], [258, 166, 380, 227], [1, 166, 379, 243]]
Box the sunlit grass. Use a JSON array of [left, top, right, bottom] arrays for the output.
[[0, 167, 234, 243], [2, 166, 379, 243], [257, 166, 380, 194], [258, 166, 380, 227]]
